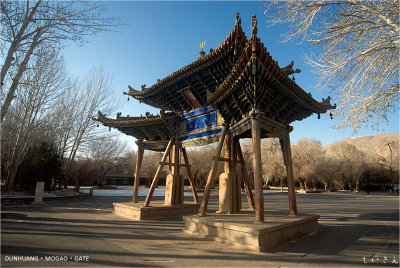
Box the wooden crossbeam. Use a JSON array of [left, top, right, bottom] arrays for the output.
[[159, 161, 190, 168], [212, 156, 230, 162]]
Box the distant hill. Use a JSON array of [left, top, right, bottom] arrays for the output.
[[323, 133, 399, 162]]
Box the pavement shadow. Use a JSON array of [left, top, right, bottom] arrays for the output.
[[2, 193, 399, 267]]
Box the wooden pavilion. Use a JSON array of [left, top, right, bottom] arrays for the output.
[[95, 13, 335, 223]]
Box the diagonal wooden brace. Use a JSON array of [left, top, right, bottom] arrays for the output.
[[237, 142, 255, 210], [144, 137, 175, 207], [198, 125, 229, 216], [181, 146, 199, 203]]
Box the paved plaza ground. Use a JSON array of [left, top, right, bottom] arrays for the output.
[[1, 191, 399, 267]]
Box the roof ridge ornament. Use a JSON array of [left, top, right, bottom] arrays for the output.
[[321, 96, 336, 108], [235, 13, 241, 26], [127, 85, 138, 93], [251, 15, 257, 36], [93, 110, 107, 123], [281, 61, 301, 76], [233, 13, 241, 56]]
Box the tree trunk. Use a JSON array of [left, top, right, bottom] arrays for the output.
[[6, 164, 19, 191], [0, 0, 42, 87], [356, 177, 360, 192], [1, 29, 42, 121]]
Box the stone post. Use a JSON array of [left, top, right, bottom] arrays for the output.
[[218, 173, 232, 213], [33, 182, 45, 204], [165, 174, 174, 205]]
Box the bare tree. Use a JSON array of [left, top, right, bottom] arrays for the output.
[[1, 46, 68, 190], [375, 141, 399, 183], [260, 138, 285, 185], [330, 141, 366, 190], [118, 150, 137, 176], [291, 138, 323, 190], [315, 156, 340, 190], [240, 139, 255, 183], [187, 145, 216, 188], [265, 1, 399, 131], [60, 66, 117, 188], [86, 136, 129, 187], [140, 151, 163, 186], [1, 0, 117, 120]]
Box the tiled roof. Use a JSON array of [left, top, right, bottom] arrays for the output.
[[127, 23, 247, 101], [94, 111, 176, 141], [209, 36, 335, 113], [95, 111, 177, 127]]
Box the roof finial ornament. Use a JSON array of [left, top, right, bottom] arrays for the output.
[[236, 13, 241, 26], [200, 40, 206, 50], [198, 40, 206, 59], [251, 15, 257, 36]]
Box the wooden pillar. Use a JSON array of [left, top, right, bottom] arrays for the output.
[[168, 152, 172, 173], [133, 142, 144, 203], [144, 137, 174, 207], [224, 135, 231, 173], [232, 137, 241, 212], [251, 118, 264, 222], [280, 133, 297, 216], [198, 125, 228, 216], [181, 147, 199, 203], [172, 141, 182, 205], [222, 135, 235, 213], [237, 142, 255, 210]]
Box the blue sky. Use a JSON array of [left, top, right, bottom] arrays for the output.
[[63, 1, 399, 149]]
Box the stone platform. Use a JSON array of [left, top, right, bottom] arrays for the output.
[[113, 201, 200, 221], [183, 210, 319, 252]]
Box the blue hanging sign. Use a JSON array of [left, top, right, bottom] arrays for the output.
[[178, 107, 224, 147]]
